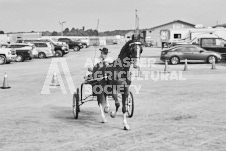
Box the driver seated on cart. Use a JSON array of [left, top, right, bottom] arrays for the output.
[[85, 47, 113, 81]]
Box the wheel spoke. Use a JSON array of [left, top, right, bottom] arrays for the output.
[[127, 106, 131, 114], [128, 101, 132, 106]]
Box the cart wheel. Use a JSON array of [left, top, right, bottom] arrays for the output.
[[73, 88, 80, 119], [126, 91, 134, 118]]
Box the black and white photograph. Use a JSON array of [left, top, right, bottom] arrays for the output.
[[1, 0, 226, 150]]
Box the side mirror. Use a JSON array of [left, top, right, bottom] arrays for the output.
[[200, 50, 204, 53], [224, 44, 226, 47]]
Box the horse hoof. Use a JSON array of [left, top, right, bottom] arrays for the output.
[[110, 111, 116, 118], [104, 106, 110, 113], [123, 125, 130, 130], [101, 118, 107, 123]]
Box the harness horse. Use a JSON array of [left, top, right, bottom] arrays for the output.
[[73, 40, 143, 130]]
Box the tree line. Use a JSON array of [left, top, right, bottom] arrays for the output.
[[42, 28, 133, 36], [0, 28, 134, 36]]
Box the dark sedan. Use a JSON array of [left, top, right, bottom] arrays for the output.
[[160, 45, 222, 65]]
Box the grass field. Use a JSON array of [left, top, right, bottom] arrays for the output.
[[1, 45, 226, 151]]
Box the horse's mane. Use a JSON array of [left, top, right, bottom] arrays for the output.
[[118, 40, 134, 58]]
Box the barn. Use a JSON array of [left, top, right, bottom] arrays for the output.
[[144, 20, 195, 47]]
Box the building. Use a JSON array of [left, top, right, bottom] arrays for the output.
[[7, 32, 42, 43], [0, 34, 9, 44], [213, 23, 226, 28], [143, 20, 195, 47], [124, 31, 134, 42]]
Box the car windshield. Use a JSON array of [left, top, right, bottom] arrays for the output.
[[168, 46, 184, 51]]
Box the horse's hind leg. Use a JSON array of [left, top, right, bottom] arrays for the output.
[[104, 94, 110, 113], [110, 91, 120, 118], [97, 93, 107, 123]]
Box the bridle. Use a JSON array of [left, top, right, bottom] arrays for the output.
[[128, 42, 143, 59]]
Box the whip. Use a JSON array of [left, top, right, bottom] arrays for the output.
[[93, 19, 100, 66]]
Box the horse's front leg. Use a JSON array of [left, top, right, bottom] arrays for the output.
[[110, 88, 120, 118], [97, 93, 107, 123], [122, 92, 130, 130]]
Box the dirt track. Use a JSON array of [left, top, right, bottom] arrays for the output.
[[1, 45, 226, 151]]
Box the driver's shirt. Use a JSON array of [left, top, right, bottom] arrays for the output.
[[92, 56, 113, 68]]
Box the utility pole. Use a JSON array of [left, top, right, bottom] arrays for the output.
[[59, 21, 66, 36], [135, 9, 139, 38]]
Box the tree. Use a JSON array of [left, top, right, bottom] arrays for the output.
[[70, 27, 76, 33], [63, 28, 70, 35], [52, 31, 58, 36], [0, 31, 4, 34], [85, 29, 94, 36], [93, 30, 99, 36], [42, 31, 52, 36]]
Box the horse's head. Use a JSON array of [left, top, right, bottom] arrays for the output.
[[128, 41, 143, 69]]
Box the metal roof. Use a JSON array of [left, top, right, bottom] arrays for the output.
[[148, 20, 195, 30]]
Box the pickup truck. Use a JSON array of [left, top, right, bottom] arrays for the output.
[[0, 47, 17, 65], [58, 38, 83, 51], [170, 37, 226, 59], [6, 43, 33, 62]]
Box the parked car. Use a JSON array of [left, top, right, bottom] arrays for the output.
[[73, 39, 89, 48], [22, 39, 69, 57], [39, 38, 69, 54], [32, 42, 55, 58], [0, 47, 17, 65], [160, 45, 222, 65], [58, 38, 83, 51], [168, 37, 226, 59], [144, 42, 153, 47], [40, 37, 68, 46], [6, 43, 33, 62]]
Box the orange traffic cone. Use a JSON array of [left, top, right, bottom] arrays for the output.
[[50, 72, 60, 86], [211, 58, 216, 70], [1, 73, 11, 89], [163, 60, 169, 73], [184, 59, 188, 71]]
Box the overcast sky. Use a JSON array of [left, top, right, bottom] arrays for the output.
[[0, 0, 226, 32]]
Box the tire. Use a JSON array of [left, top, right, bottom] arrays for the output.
[[55, 50, 63, 57], [38, 52, 46, 59], [73, 88, 80, 119], [169, 56, 180, 65], [126, 91, 134, 118], [73, 46, 80, 51], [15, 55, 24, 62], [0, 55, 6, 65], [207, 55, 217, 64]]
